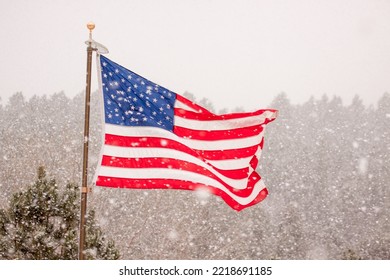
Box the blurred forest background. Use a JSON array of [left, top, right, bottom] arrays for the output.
[[0, 91, 389, 259]]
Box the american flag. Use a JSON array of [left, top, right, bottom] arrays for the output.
[[94, 55, 277, 211]]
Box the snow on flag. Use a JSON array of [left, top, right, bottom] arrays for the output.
[[94, 55, 277, 211]]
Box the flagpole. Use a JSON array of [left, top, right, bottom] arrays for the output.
[[79, 22, 95, 260]]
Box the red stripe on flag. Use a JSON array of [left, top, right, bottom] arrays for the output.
[[95, 176, 268, 211], [173, 124, 264, 141]]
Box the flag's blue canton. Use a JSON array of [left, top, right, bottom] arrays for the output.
[[100, 56, 176, 132]]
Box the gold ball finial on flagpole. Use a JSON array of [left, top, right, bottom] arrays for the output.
[[87, 22, 95, 41], [87, 22, 95, 32], [84, 22, 108, 53]]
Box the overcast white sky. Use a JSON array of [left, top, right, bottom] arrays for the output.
[[1, 0, 389, 110]]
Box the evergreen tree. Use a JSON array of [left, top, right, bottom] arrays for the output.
[[0, 167, 120, 260]]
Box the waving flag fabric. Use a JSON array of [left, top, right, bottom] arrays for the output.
[[95, 55, 277, 210]]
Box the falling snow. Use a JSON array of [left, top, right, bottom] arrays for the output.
[[0, 91, 389, 259]]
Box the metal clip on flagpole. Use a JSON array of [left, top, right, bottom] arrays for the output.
[[78, 22, 108, 260]]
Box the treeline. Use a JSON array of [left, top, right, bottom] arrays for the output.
[[0, 91, 389, 259]]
